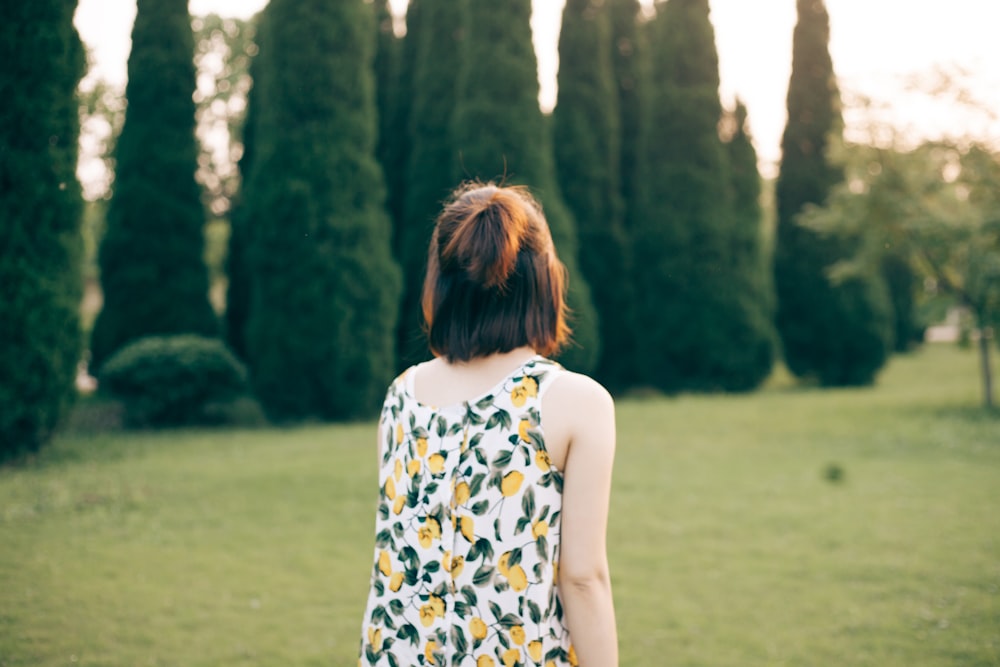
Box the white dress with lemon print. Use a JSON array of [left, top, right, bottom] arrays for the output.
[[359, 356, 579, 667]]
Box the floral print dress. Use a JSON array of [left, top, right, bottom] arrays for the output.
[[359, 356, 579, 667]]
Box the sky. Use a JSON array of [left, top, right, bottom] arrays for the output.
[[74, 0, 1000, 179]]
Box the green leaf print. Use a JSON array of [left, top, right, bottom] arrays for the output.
[[397, 623, 418, 645], [492, 449, 513, 468], [527, 600, 542, 624], [475, 394, 495, 410], [472, 564, 494, 585], [521, 486, 536, 517], [451, 624, 469, 653]]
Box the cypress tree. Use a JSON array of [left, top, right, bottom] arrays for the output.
[[609, 0, 647, 231], [397, 0, 464, 367], [774, 0, 892, 385], [245, 0, 401, 420], [90, 0, 218, 370], [553, 0, 631, 388], [0, 0, 84, 458], [223, 37, 260, 361], [452, 0, 600, 372], [723, 101, 777, 388], [633, 0, 769, 391], [374, 0, 411, 239]]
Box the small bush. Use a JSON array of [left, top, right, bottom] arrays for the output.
[[98, 335, 253, 427]]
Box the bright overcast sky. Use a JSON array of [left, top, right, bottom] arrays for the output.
[[75, 0, 1000, 176]]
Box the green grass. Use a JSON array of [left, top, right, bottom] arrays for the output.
[[2, 344, 998, 666]]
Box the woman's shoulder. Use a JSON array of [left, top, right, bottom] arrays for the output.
[[540, 366, 614, 414]]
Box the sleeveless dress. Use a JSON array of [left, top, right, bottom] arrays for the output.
[[358, 356, 579, 667]]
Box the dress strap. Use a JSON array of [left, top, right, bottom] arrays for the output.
[[531, 358, 570, 400]]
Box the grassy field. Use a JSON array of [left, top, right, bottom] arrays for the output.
[[1, 344, 998, 666]]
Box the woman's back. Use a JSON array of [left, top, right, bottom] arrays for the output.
[[359, 354, 577, 666]]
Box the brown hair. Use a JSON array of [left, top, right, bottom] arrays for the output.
[[421, 182, 571, 362]]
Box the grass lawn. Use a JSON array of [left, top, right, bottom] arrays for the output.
[[1, 343, 998, 666]]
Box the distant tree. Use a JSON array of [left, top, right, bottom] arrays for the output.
[[223, 31, 260, 362], [553, 0, 631, 388], [633, 0, 771, 391], [774, 0, 892, 385], [723, 100, 777, 387], [802, 140, 1000, 406], [452, 0, 600, 372], [609, 0, 647, 231], [90, 0, 218, 370], [245, 0, 401, 420], [374, 0, 411, 238], [0, 0, 84, 459], [192, 14, 257, 218], [397, 0, 463, 367]]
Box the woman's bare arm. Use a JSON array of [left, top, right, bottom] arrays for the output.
[[552, 374, 618, 666]]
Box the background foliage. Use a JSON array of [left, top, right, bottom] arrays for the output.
[[0, 0, 85, 460]]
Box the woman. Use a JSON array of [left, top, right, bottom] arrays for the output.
[[359, 183, 617, 666]]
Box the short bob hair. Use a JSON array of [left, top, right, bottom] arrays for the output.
[[421, 182, 571, 362]]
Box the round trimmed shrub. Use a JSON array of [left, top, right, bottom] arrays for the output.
[[98, 335, 251, 427]]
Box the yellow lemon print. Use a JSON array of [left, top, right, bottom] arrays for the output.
[[502, 647, 521, 667], [418, 516, 442, 548], [528, 641, 543, 663], [407, 458, 421, 477], [477, 656, 495, 667], [523, 376, 538, 397], [425, 640, 438, 665], [501, 470, 525, 497], [384, 476, 396, 501], [395, 422, 403, 444], [518, 419, 532, 442], [378, 550, 391, 576], [429, 594, 446, 616], [419, 604, 436, 627], [470, 616, 488, 640], [393, 494, 405, 515], [507, 564, 528, 591], [535, 450, 551, 471], [460, 515, 475, 542], [367, 626, 382, 650], [510, 385, 528, 407], [509, 625, 525, 645], [532, 520, 548, 538], [428, 453, 445, 474], [498, 551, 511, 576], [416, 436, 428, 458], [394, 458, 403, 481], [455, 481, 471, 505], [450, 555, 465, 580], [568, 645, 579, 666], [442, 551, 452, 572], [389, 572, 403, 592]]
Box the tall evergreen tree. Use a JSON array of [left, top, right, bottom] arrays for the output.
[[452, 0, 600, 372], [774, 0, 892, 385], [724, 101, 777, 387], [397, 0, 464, 367], [90, 0, 218, 369], [374, 0, 411, 239], [633, 0, 771, 391], [223, 34, 260, 361], [609, 0, 647, 232], [245, 0, 401, 420], [0, 0, 84, 458], [553, 0, 631, 388]]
